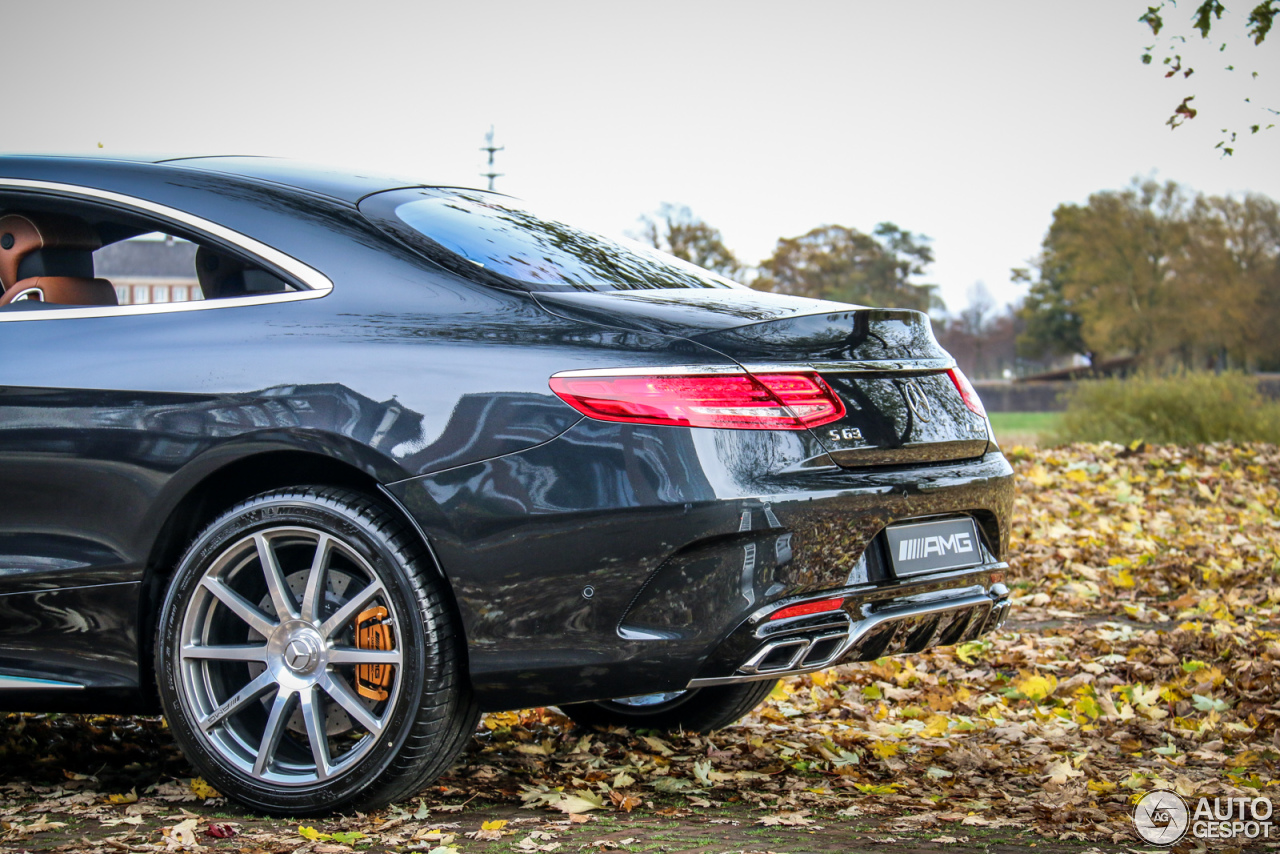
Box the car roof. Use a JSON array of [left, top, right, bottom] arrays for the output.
[[0, 153, 460, 205]]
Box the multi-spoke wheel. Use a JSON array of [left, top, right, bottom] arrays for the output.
[[560, 680, 778, 733], [156, 487, 478, 815]]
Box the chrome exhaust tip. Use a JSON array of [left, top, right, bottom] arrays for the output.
[[688, 592, 1010, 688], [738, 630, 853, 675], [740, 638, 810, 674]]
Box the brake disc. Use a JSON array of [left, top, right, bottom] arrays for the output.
[[247, 568, 381, 736]]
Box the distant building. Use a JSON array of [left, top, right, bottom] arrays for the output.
[[94, 237, 201, 305]]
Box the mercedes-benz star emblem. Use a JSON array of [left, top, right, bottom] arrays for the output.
[[285, 637, 318, 673], [901, 381, 934, 423]]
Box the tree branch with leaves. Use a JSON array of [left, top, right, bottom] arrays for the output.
[[1140, 0, 1277, 153]]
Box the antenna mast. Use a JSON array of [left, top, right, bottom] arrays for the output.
[[480, 126, 504, 191]]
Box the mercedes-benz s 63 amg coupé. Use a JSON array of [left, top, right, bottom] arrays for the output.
[[0, 155, 1013, 814]]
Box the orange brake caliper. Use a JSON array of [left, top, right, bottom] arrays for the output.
[[355, 606, 395, 701]]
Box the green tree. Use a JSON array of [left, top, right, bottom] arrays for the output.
[[634, 204, 743, 278], [1035, 180, 1190, 360], [1139, 1, 1277, 153], [1017, 178, 1280, 370], [1014, 260, 1089, 362], [752, 222, 942, 313], [1177, 191, 1280, 367]]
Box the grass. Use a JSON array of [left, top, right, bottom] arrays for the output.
[[1055, 370, 1280, 445], [988, 411, 1061, 447]]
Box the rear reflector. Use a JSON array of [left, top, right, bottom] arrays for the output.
[[946, 367, 987, 418], [769, 597, 846, 621], [549, 371, 845, 430]]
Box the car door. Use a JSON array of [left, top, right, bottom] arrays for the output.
[[0, 188, 320, 701]]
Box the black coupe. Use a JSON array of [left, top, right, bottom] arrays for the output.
[[0, 155, 1014, 814]]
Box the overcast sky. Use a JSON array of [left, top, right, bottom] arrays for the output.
[[3, 1, 1277, 312]]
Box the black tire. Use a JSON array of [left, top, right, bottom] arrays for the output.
[[155, 486, 479, 815], [560, 680, 778, 733]]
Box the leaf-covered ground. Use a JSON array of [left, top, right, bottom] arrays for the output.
[[3, 443, 1279, 853]]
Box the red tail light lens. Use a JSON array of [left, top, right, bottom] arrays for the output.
[[754, 373, 846, 426], [770, 597, 845, 621], [549, 371, 846, 430], [946, 367, 987, 417]]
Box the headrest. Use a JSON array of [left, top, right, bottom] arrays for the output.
[[195, 245, 249, 299], [0, 214, 101, 291], [195, 246, 287, 299], [17, 248, 95, 281]]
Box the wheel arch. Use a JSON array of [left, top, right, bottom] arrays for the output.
[[137, 447, 464, 710]]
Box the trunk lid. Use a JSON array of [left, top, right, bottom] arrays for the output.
[[536, 290, 989, 466]]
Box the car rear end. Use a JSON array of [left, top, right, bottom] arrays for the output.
[[541, 301, 1013, 690], [361, 187, 1013, 708]]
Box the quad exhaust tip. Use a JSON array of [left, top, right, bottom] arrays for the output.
[[740, 631, 851, 675], [688, 592, 1008, 688]]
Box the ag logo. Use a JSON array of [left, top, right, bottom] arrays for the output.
[[900, 381, 934, 423], [1131, 790, 1189, 845]]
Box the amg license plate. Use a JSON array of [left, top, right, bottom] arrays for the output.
[[885, 517, 983, 577]]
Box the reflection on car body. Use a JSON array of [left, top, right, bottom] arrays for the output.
[[0, 155, 1014, 814]]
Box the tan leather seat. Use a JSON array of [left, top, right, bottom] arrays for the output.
[[0, 213, 117, 307]]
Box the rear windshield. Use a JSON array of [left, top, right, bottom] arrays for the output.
[[361, 188, 743, 292]]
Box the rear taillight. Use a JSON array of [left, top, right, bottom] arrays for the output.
[[946, 367, 987, 418], [769, 597, 845, 621], [549, 371, 846, 430]]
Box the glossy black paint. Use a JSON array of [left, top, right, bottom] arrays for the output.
[[534, 297, 991, 463], [389, 436, 1011, 709], [0, 156, 1015, 713], [0, 581, 142, 710]]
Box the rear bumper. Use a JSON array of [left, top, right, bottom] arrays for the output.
[[688, 567, 1010, 687], [388, 416, 1016, 711]]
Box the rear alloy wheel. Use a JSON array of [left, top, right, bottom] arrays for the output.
[[156, 487, 478, 815], [560, 680, 778, 733]]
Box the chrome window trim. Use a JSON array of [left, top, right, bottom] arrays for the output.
[[0, 178, 333, 322], [551, 357, 955, 379]]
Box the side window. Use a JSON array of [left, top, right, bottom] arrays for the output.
[[94, 233, 202, 305], [0, 197, 305, 313]]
